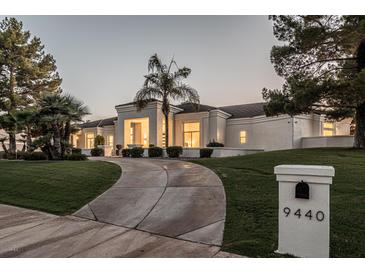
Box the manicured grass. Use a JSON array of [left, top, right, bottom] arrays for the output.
[[192, 148, 365, 258], [0, 160, 121, 215]]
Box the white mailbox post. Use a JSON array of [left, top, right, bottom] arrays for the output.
[[274, 165, 335, 258]]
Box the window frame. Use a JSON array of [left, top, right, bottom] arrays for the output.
[[183, 122, 200, 148], [85, 133, 95, 149]]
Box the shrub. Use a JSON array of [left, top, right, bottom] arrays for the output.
[[72, 148, 82, 154], [0, 151, 5, 159], [206, 140, 224, 147], [90, 147, 104, 156], [15, 151, 28, 160], [94, 135, 105, 147], [200, 148, 213, 158], [63, 153, 88, 161], [148, 146, 163, 157], [23, 151, 48, 161], [130, 147, 144, 158], [166, 146, 183, 158], [121, 148, 131, 157], [116, 144, 122, 156]]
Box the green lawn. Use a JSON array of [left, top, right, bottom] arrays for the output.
[[0, 160, 121, 215], [192, 148, 365, 258]]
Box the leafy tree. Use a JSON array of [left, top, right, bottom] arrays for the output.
[[262, 16, 365, 147], [0, 17, 62, 153], [134, 54, 199, 147]]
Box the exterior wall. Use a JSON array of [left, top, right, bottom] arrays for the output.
[[174, 112, 210, 147], [115, 101, 180, 148], [293, 114, 321, 148], [225, 115, 294, 151], [335, 118, 352, 135], [116, 103, 158, 148], [302, 136, 354, 148], [208, 109, 230, 144]]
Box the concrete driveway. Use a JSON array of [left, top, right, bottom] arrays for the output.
[[0, 158, 236, 258]]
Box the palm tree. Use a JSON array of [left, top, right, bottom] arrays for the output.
[[36, 93, 89, 159], [134, 54, 199, 147], [61, 94, 90, 156]]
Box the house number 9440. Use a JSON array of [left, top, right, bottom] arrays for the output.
[[283, 207, 325, 222]]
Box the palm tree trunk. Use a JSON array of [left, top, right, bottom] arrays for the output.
[[8, 133, 16, 154], [26, 127, 33, 152], [53, 124, 62, 159], [61, 121, 71, 156], [163, 112, 169, 147]]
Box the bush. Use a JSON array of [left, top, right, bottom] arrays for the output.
[[116, 144, 122, 156], [2, 151, 25, 160], [206, 140, 224, 147], [166, 146, 183, 158], [15, 151, 28, 160], [148, 146, 163, 157], [121, 148, 131, 157], [130, 147, 144, 158], [90, 147, 104, 156], [200, 148, 213, 158], [0, 151, 5, 159], [72, 148, 82, 154], [23, 152, 48, 161], [63, 153, 88, 161]]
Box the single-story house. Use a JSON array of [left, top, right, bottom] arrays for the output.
[[70, 100, 353, 157]]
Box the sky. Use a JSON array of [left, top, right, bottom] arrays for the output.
[[13, 16, 283, 120]]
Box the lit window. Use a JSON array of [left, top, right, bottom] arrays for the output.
[[240, 131, 247, 144], [183, 122, 200, 148], [106, 135, 114, 147], [86, 133, 95, 149], [323, 122, 334, 136]]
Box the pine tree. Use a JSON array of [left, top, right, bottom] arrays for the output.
[[263, 16, 365, 147], [0, 17, 62, 153]]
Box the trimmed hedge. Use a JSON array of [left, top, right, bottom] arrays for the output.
[[90, 147, 104, 157], [116, 144, 122, 156], [130, 147, 144, 158], [23, 152, 48, 161], [200, 148, 213, 158], [72, 148, 82, 154], [148, 146, 163, 157], [166, 146, 183, 158], [206, 141, 224, 147], [63, 154, 88, 161], [121, 148, 131, 157]]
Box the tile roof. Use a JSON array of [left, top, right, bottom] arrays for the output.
[[80, 102, 267, 128], [177, 102, 266, 119], [79, 117, 117, 129], [219, 102, 266, 119]]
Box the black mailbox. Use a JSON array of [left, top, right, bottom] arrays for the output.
[[295, 181, 309, 199]]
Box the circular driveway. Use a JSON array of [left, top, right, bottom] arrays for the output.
[[74, 158, 226, 246]]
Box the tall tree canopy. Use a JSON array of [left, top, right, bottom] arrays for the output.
[[0, 17, 62, 153], [262, 16, 365, 147], [134, 54, 199, 147]]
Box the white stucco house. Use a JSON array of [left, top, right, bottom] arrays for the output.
[[70, 100, 353, 157]]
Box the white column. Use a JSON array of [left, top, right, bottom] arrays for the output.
[[274, 165, 335, 258]]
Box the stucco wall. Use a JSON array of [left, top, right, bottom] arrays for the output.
[[225, 115, 295, 151], [174, 112, 210, 147], [302, 136, 354, 148]]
